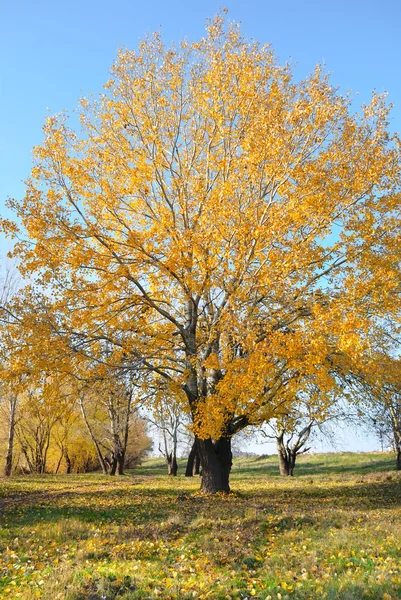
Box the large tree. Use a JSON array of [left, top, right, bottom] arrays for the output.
[[2, 15, 401, 492]]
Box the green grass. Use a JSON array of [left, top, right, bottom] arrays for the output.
[[0, 452, 400, 599]]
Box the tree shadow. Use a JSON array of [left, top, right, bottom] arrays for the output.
[[232, 457, 395, 477], [250, 477, 401, 512], [1, 474, 400, 536]]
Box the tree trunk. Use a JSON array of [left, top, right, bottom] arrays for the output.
[[194, 451, 201, 475], [41, 428, 51, 474], [65, 449, 72, 474], [197, 436, 232, 493], [55, 450, 63, 474], [108, 451, 126, 475], [277, 438, 296, 476], [167, 452, 178, 476], [21, 444, 34, 474], [111, 425, 124, 475], [4, 396, 17, 477], [289, 452, 296, 476], [109, 455, 118, 476], [186, 441, 201, 476], [117, 451, 125, 475], [182, 305, 231, 492], [79, 396, 108, 474], [278, 450, 291, 476], [396, 446, 401, 471], [95, 444, 108, 474], [393, 423, 401, 470], [185, 442, 196, 476]]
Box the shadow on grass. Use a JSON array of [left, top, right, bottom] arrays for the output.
[[1, 475, 401, 534], [0, 484, 186, 530], [27, 573, 401, 600], [246, 478, 401, 513], [133, 459, 188, 476], [232, 458, 395, 477]]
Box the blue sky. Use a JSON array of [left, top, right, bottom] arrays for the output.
[[1, 0, 400, 240], [1, 0, 400, 452]]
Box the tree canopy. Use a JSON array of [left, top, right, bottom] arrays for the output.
[[2, 15, 401, 491]]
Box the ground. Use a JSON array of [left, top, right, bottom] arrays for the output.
[[0, 452, 400, 599]]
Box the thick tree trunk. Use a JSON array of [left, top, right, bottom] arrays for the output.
[[278, 451, 293, 476], [167, 452, 178, 476], [182, 303, 231, 492], [277, 438, 296, 476], [107, 451, 125, 475], [197, 436, 232, 493]]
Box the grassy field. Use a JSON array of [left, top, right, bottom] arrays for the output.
[[0, 452, 400, 600]]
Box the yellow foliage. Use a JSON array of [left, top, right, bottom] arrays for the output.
[[1, 13, 401, 451]]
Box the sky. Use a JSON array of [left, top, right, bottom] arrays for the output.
[[1, 0, 400, 453]]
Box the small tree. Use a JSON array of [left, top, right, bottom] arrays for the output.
[[263, 411, 315, 476], [124, 416, 152, 469], [51, 399, 81, 473], [275, 422, 314, 476], [156, 402, 180, 476], [14, 385, 60, 474], [359, 359, 401, 470], [148, 391, 190, 476], [79, 374, 149, 475], [368, 402, 401, 464], [344, 337, 401, 470], [262, 388, 346, 476]]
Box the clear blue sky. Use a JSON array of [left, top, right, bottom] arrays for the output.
[[1, 0, 400, 234], [1, 0, 399, 452]]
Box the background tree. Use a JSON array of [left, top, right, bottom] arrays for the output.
[[51, 395, 82, 473], [14, 383, 61, 474], [0, 260, 21, 476], [0, 386, 19, 476], [185, 437, 201, 477], [365, 400, 400, 458], [261, 387, 347, 476], [78, 374, 150, 475], [268, 418, 315, 477], [2, 15, 401, 492], [147, 391, 190, 476], [124, 416, 153, 469], [359, 353, 401, 470]]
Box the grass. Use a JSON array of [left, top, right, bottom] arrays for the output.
[[0, 452, 400, 599]]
